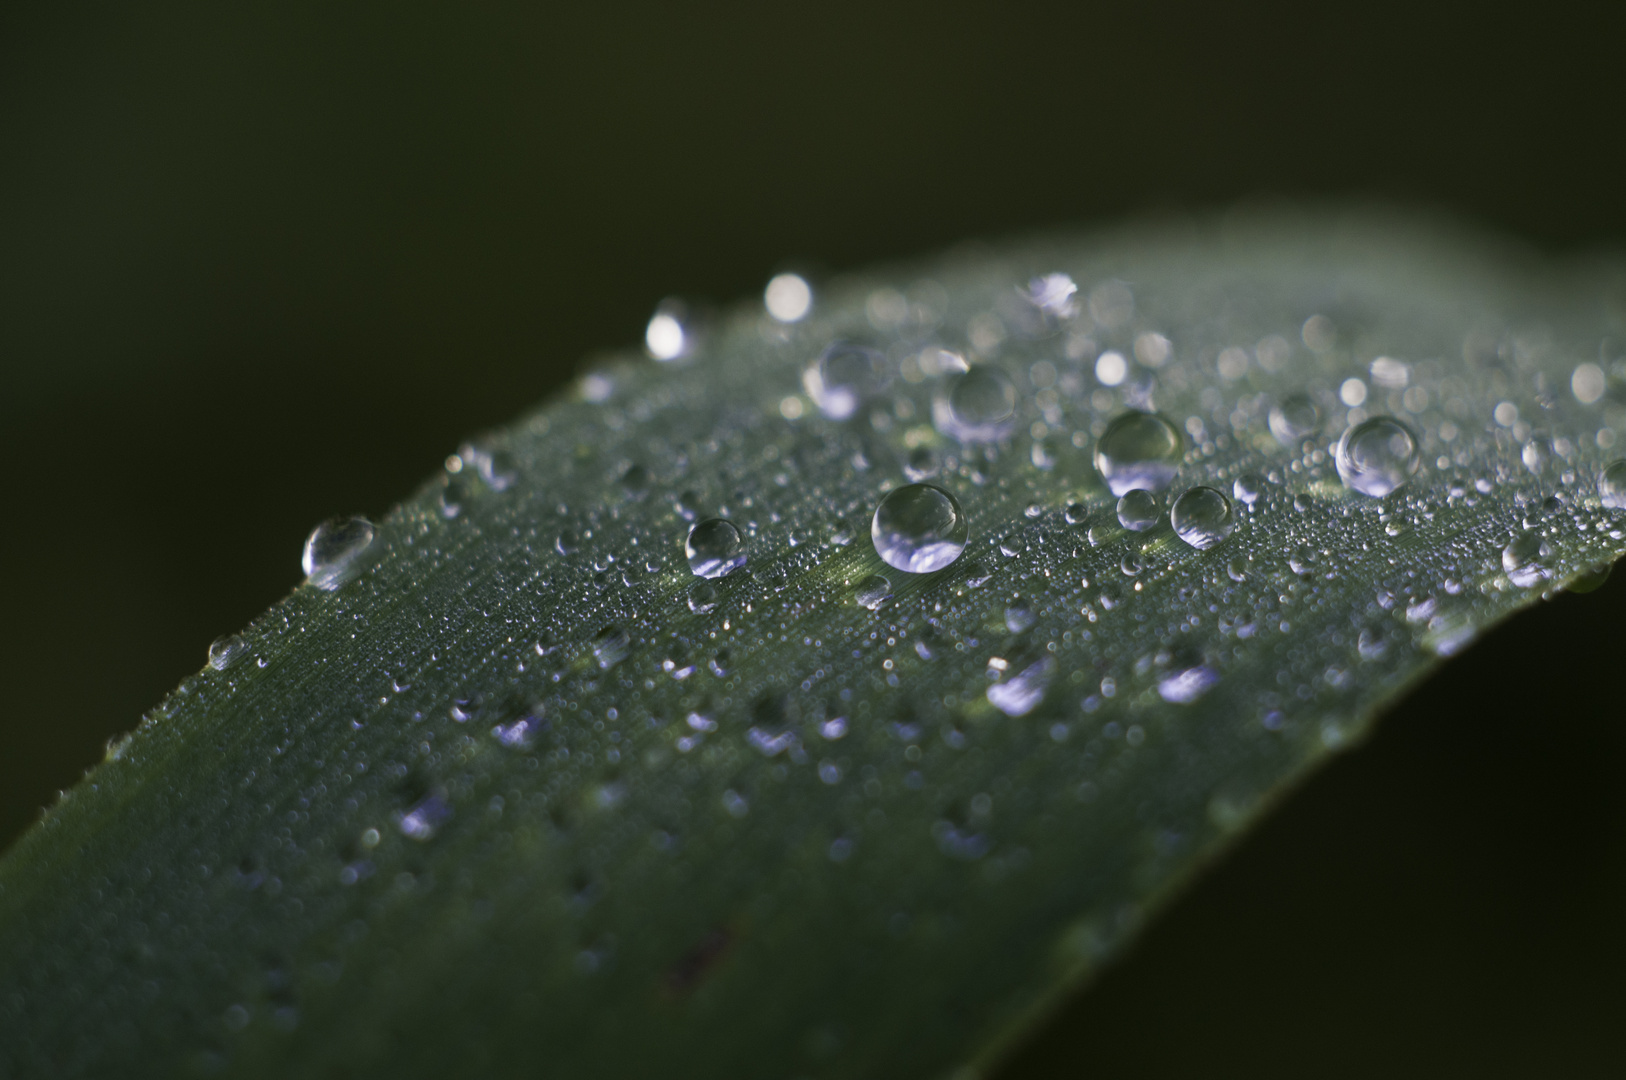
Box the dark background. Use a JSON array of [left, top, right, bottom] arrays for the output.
[[2, 2, 1624, 1075]]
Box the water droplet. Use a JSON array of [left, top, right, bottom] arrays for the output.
[[1086, 521, 1115, 546], [302, 516, 375, 591], [1170, 487, 1236, 550], [397, 794, 451, 841], [1568, 562, 1613, 593], [1599, 460, 1626, 509], [854, 574, 893, 611], [438, 471, 474, 519], [687, 583, 719, 613], [1357, 625, 1390, 660], [1119, 554, 1143, 576], [1093, 412, 1183, 496], [467, 445, 518, 492], [592, 626, 630, 669], [620, 464, 652, 498], [1023, 273, 1078, 318], [555, 529, 581, 556], [805, 342, 887, 420], [765, 272, 813, 323], [645, 300, 692, 361], [1115, 490, 1160, 532], [685, 519, 746, 579], [828, 518, 856, 547], [1232, 473, 1267, 506], [871, 484, 969, 574], [1064, 503, 1090, 525], [904, 446, 940, 482], [934, 368, 1017, 443], [1502, 532, 1553, 588], [208, 634, 249, 671], [1156, 653, 1220, 704], [962, 560, 993, 588], [1335, 417, 1419, 498], [1521, 436, 1552, 476], [986, 656, 1055, 717], [1268, 394, 1321, 445]]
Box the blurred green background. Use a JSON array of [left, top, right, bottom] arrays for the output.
[[2, 2, 1623, 1075]]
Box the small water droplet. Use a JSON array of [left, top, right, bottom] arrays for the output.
[[1120, 554, 1142, 576], [1156, 651, 1220, 703], [645, 300, 692, 361], [1357, 625, 1390, 660], [439, 472, 473, 519], [474, 447, 518, 491], [828, 518, 856, 547], [302, 516, 375, 591], [1115, 490, 1160, 532], [871, 484, 969, 574], [1599, 460, 1626, 510], [1170, 487, 1236, 550], [1093, 412, 1183, 496], [805, 342, 887, 420], [962, 560, 993, 588], [555, 529, 581, 556], [687, 583, 719, 613], [904, 446, 940, 481], [765, 272, 813, 323], [1232, 473, 1267, 506], [397, 795, 451, 841], [1335, 417, 1419, 498], [592, 626, 631, 669], [1004, 601, 1035, 632], [1269, 394, 1321, 445], [1087, 521, 1116, 546], [1522, 436, 1552, 476], [1064, 503, 1090, 525], [208, 634, 249, 671], [685, 519, 747, 579], [934, 367, 1017, 443], [854, 574, 893, 611]]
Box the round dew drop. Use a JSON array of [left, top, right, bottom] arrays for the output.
[[804, 341, 888, 420], [871, 483, 969, 574], [302, 516, 375, 591], [1335, 417, 1419, 498], [1268, 394, 1321, 445], [207, 634, 249, 671], [1116, 490, 1160, 532], [1599, 459, 1626, 510], [933, 367, 1017, 443], [685, 518, 746, 579], [854, 573, 893, 611], [1170, 487, 1235, 550], [1094, 412, 1183, 496]]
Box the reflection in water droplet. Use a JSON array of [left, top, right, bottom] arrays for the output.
[[1170, 487, 1236, 550], [1116, 490, 1159, 532], [987, 657, 1054, 717], [1335, 417, 1419, 497], [302, 516, 375, 591], [1232, 473, 1267, 506], [871, 484, 969, 574], [1269, 394, 1321, 445], [1502, 532, 1552, 588], [592, 626, 630, 669], [805, 342, 887, 420], [1600, 460, 1626, 509], [687, 583, 719, 613], [1064, 503, 1089, 526], [934, 368, 1017, 443], [854, 574, 893, 610], [208, 634, 249, 671], [1094, 412, 1183, 496], [686, 519, 746, 579]]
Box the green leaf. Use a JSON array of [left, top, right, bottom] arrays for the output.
[[2, 211, 1623, 1078]]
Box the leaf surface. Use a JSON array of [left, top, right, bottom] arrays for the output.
[[2, 211, 1623, 1078]]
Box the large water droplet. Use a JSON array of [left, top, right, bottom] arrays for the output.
[[1268, 394, 1320, 445], [1335, 416, 1419, 498], [1599, 460, 1626, 509], [871, 484, 969, 574], [1170, 487, 1236, 550], [934, 368, 1017, 443], [208, 634, 249, 671], [854, 574, 893, 611], [804, 342, 887, 420], [1115, 490, 1159, 532], [1502, 532, 1552, 588], [302, 516, 375, 591], [685, 519, 746, 579], [1093, 412, 1183, 496]]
